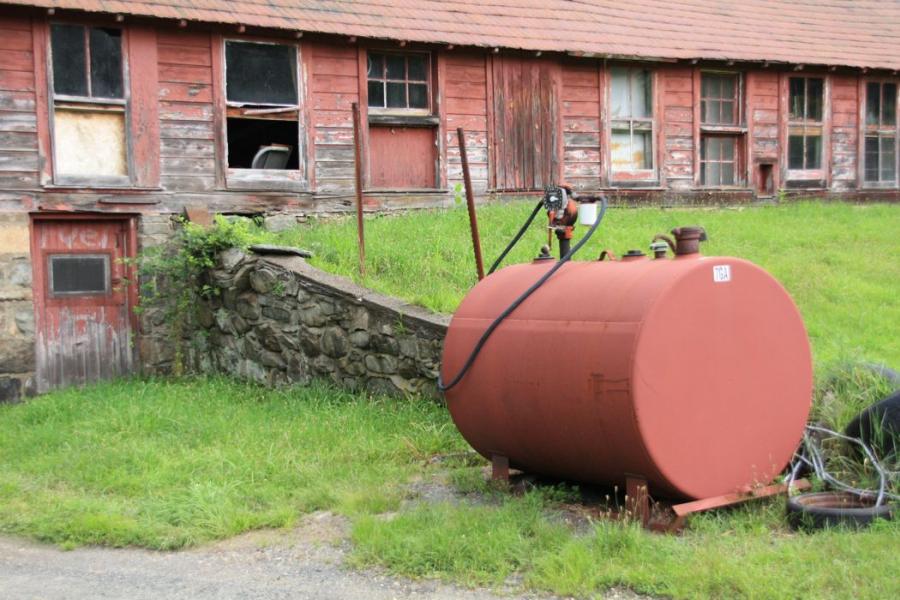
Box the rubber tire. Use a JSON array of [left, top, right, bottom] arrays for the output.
[[787, 491, 893, 530]]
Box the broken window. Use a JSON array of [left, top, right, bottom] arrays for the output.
[[224, 40, 300, 171], [863, 81, 897, 185], [367, 52, 430, 112], [699, 73, 744, 187], [610, 68, 653, 174], [787, 77, 824, 171], [49, 24, 127, 180]]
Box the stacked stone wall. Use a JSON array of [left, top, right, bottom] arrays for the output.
[[185, 249, 449, 397]]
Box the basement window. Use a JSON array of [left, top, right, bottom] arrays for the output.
[[863, 81, 897, 187], [609, 67, 654, 179], [223, 40, 305, 188], [787, 77, 825, 174], [49, 24, 128, 183]]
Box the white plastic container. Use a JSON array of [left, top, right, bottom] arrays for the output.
[[577, 202, 598, 226]]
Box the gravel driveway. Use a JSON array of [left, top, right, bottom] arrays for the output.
[[0, 512, 557, 600]]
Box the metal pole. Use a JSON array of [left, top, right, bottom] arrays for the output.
[[457, 127, 485, 281], [352, 102, 366, 279]]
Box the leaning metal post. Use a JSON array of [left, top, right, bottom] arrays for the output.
[[352, 102, 366, 279]]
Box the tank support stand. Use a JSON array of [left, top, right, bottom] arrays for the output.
[[491, 455, 510, 482]]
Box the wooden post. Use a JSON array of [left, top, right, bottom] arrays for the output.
[[352, 102, 366, 279], [457, 127, 485, 280]]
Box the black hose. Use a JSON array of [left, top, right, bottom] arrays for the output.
[[487, 199, 544, 275], [439, 197, 608, 393]]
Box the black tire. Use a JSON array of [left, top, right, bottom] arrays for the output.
[[787, 491, 893, 530]]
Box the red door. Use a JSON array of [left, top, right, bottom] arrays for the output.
[[31, 216, 137, 393]]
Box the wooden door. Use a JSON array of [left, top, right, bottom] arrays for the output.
[[368, 125, 436, 188], [31, 217, 136, 392], [491, 56, 561, 191]]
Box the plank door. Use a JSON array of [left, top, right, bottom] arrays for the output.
[[491, 56, 561, 191], [31, 217, 136, 392], [368, 126, 436, 188]]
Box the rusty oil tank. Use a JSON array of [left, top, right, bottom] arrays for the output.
[[441, 229, 812, 500]]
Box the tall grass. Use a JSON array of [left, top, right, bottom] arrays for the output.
[[255, 201, 899, 369]]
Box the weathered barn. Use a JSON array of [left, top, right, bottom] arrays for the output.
[[0, 0, 899, 400]]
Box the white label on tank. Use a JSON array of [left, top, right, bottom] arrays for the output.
[[713, 264, 732, 283]]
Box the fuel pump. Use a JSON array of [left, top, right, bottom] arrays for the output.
[[542, 184, 579, 259]]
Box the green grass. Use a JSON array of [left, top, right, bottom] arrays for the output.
[[255, 201, 900, 369], [352, 494, 900, 599], [0, 377, 464, 549]]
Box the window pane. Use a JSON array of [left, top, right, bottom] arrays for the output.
[[881, 135, 896, 181], [408, 83, 427, 108], [866, 82, 881, 126], [807, 78, 824, 121], [367, 53, 384, 78], [386, 82, 406, 108], [720, 100, 735, 125], [225, 42, 297, 105], [49, 255, 108, 295], [386, 55, 405, 79], [610, 68, 629, 118], [635, 130, 652, 169], [788, 78, 805, 120], [701, 74, 719, 99], [631, 70, 651, 118], [51, 24, 87, 96], [788, 135, 804, 169], [407, 55, 427, 81], [706, 162, 720, 186], [721, 162, 735, 185], [367, 80, 385, 107], [722, 137, 735, 160], [864, 136, 879, 181], [883, 83, 897, 126], [805, 134, 822, 169], [90, 28, 123, 99], [721, 76, 735, 100]]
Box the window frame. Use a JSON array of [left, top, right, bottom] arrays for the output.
[[695, 70, 748, 188], [365, 50, 432, 117], [46, 22, 132, 187], [860, 79, 899, 189], [606, 65, 657, 183], [217, 37, 309, 191], [782, 74, 829, 187]]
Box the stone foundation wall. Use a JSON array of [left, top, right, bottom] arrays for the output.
[[0, 213, 34, 402], [186, 248, 450, 397]]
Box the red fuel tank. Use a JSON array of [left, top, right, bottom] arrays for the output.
[[441, 251, 812, 500]]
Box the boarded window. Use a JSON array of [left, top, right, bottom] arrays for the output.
[[787, 77, 824, 171], [223, 41, 302, 174], [863, 82, 897, 185], [491, 56, 559, 190], [610, 68, 653, 173], [49, 254, 109, 296], [49, 24, 127, 180], [367, 52, 430, 111]]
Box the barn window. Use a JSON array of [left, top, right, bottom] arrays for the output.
[[699, 73, 744, 187], [48, 254, 110, 296], [49, 24, 128, 181], [863, 81, 897, 186], [367, 52, 430, 113], [787, 77, 824, 171], [610, 67, 654, 175], [224, 41, 302, 175]]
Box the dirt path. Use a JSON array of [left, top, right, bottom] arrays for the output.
[[0, 512, 561, 600]]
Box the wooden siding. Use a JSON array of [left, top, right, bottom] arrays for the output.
[[157, 30, 217, 192], [561, 61, 601, 191], [0, 15, 38, 190], [311, 43, 358, 194], [660, 66, 694, 189], [445, 52, 489, 194], [831, 74, 858, 190]]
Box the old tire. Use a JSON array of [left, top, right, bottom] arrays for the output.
[[787, 491, 893, 530]]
